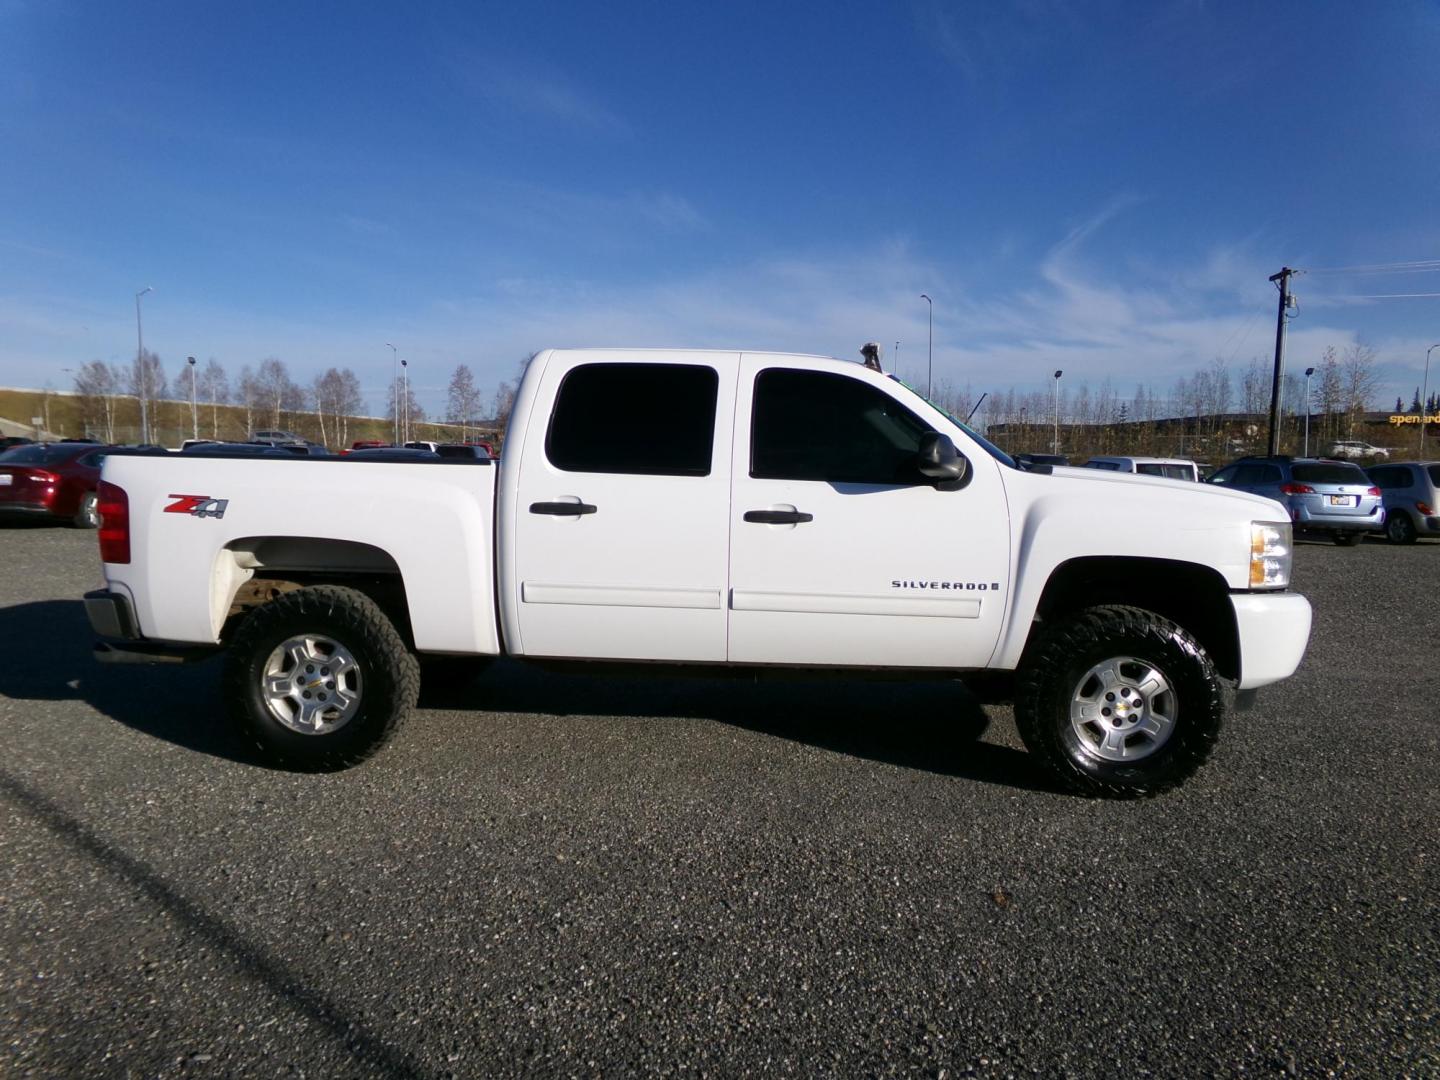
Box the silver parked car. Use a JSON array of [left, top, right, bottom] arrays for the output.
[[1366, 461, 1440, 544], [1206, 456, 1384, 545]]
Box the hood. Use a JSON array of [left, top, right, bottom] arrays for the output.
[[1022, 464, 1290, 519]]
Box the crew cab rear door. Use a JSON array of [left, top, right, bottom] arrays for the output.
[[507, 351, 737, 661], [727, 359, 1010, 668]]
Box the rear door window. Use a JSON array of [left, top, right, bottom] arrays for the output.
[[1368, 466, 1405, 489], [546, 363, 719, 476]]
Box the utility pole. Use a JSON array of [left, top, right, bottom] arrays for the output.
[[1266, 267, 1297, 457]]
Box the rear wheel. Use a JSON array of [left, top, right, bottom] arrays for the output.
[[1333, 531, 1362, 546], [1015, 605, 1224, 798], [224, 585, 419, 770], [1386, 512, 1418, 545], [72, 491, 99, 529]]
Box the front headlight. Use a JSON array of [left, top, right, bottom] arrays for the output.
[[1250, 521, 1292, 588]]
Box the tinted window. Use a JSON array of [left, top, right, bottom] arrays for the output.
[[547, 363, 717, 476], [1140, 463, 1186, 480], [1293, 463, 1367, 484], [1208, 466, 1237, 485], [0, 444, 82, 465], [1086, 460, 1123, 471], [1429, 465, 1440, 487], [1368, 466, 1404, 489], [751, 368, 931, 484]]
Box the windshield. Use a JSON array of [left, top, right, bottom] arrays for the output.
[[1293, 463, 1368, 484], [886, 376, 1017, 468]]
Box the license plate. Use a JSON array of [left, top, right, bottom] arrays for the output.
[[1328, 494, 1356, 506], [0, 474, 11, 486]]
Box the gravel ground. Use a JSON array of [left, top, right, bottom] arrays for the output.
[[1, 526, 1436, 1078]]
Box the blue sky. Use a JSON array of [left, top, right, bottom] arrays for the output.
[[3, 0, 1440, 418]]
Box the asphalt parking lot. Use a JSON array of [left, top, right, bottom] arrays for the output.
[[1, 527, 1436, 1078]]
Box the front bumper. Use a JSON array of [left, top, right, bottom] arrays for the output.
[[1231, 592, 1313, 690]]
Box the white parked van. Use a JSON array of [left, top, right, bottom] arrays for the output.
[[1083, 456, 1200, 482]]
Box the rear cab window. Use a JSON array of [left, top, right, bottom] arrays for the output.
[[1292, 464, 1368, 485]]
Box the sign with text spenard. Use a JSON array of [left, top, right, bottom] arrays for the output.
[[1389, 414, 1440, 425]]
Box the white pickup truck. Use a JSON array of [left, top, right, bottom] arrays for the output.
[[86, 348, 1312, 797]]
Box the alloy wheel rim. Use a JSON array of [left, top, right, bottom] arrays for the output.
[[1069, 655, 1177, 762], [261, 634, 363, 734]]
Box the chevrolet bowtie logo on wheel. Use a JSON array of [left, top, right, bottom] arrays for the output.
[[163, 494, 230, 519]]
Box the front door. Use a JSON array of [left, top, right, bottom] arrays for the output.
[[508, 351, 736, 662], [727, 360, 1011, 669]]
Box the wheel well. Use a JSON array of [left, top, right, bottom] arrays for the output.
[[219, 537, 413, 646], [1032, 557, 1239, 682]]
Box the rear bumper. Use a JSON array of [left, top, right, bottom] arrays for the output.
[[85, 589, 214, 664], [1231, 592, 1313, 690], [1290, 503, 1384, 531], [0, 502, 58, 518]]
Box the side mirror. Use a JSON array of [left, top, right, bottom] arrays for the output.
[[916, 432, 969, 486]]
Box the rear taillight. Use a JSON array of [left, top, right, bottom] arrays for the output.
[[1279, 482, 1315, 495], [97, 481, 130, 564], [1366, 486, 1381, 497], [1418, 502, 1434, 516], [27, 470, 57, 484]]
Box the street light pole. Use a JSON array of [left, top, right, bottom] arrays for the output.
[[135, 287, 153, 444], [401, 359, 410, 443], [187, 356, 198, 440], [1423, 345, 1439, 457], [386, 343, 399, 443], [1303, 367, 1315, 456], [920, 294, 933, 398], [1053, 370, 1064, 454]]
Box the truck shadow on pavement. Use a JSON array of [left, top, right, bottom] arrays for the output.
[[0, 600, 258, 764], [427, 661, 1055, 794], [0, 600, 1054, 794]]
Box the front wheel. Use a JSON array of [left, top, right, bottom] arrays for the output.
[[1386, 512, 1418, 545], [223, 585, 420, 771], [1015, 605, 1225, 798]]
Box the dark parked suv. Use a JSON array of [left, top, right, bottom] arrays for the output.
[[1206, 456, 1384, 545], [1366, 461, 1440, 544]]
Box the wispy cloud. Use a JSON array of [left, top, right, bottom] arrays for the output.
[[0, 219, 1408, 414], [450, 53, 628, 135]]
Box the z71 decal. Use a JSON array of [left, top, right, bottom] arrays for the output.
[[164, 494, 230, 519]]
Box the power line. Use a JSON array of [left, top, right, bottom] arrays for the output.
[[1344, 292, 1440, 299], [1304, 259, 1440, 275]]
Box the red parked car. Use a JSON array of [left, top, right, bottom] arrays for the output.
[[0, 442, 114, 527]]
